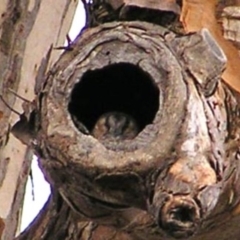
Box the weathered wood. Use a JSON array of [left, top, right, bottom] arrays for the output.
[[17, 191, 137, 240], [0, 0, 78, 239], [88, 0, 181, 31], [13, 20, 240, 240], [222, 5, 240, 49], [1, 0, 239, 239]]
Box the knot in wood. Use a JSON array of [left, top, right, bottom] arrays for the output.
[[26, 21, 237, 239]]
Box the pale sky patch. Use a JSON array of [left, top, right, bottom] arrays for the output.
[[20, 1, 86, 232]]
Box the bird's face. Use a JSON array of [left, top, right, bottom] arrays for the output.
[[92, 112, 139, 141]]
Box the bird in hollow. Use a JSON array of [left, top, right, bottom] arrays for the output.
[[91, 112, 139, 141]]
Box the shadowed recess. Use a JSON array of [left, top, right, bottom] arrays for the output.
[[68, 63, 160, 133]]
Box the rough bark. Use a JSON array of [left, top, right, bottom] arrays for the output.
[[14, 18, 240, 240], [2, 0, 240, 240], [0, 0, 78, 239]]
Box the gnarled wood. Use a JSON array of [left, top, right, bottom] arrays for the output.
[[13, 21, 240, 239], [0, 0, 78, 239], [1, 1, 239, 240]]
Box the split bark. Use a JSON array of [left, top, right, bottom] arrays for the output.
[[0, 0, 78, 239], [1, 0, 240, 240], [15, 20, 240, 240]]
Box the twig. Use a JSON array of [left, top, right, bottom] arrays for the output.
[[8, 88, 31, 103], [0, 95, 21, 116]]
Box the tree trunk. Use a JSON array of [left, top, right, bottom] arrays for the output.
[[0, 1, 78, 239], [2, 1, 240, 240]]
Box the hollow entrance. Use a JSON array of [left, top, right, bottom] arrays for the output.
[[68, 63, 159, 134]]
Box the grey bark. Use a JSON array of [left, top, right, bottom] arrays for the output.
[[0, 0, 78, 239], [2, 0, 240, 240], [14, 19, 240, 240]]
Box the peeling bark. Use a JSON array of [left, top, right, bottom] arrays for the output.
[[0, 0, 78, 239], [2, 0, 240, 240], [13, 19, 240, 239]]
